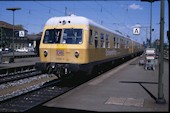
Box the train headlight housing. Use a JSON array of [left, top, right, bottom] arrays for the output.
[[74, 51, 79, 58], [44, 50, 48, 57]]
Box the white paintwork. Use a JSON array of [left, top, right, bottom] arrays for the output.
[[44, 15, 144, 46], [45, 14, 124, 37]]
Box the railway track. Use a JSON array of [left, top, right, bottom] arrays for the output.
[[0, 66, 97, 112], [0, 72, 55, 102], [0, 63, 82, 112], [0, 64, 36, 75], [0, 76, 75, 112], [0, 69, 41, 84]]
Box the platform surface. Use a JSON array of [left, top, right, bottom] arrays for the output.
[[43, 56, 169, 112], [0, 57, 40, 69]]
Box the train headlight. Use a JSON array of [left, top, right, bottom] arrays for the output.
[[44, 50, 48, 57], [74, 51, 79, 58]]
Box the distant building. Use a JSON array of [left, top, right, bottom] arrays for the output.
[[27, 32, 41, 55], [0, 20, 28, 50]]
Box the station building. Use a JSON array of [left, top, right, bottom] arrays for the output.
[[0, 20, 41, 53]]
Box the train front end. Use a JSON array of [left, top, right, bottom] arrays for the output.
[[36, 15, 90, 78]]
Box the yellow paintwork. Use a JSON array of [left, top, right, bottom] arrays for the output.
[[39, 24, 144, 64], [40, 25, 90, 64]]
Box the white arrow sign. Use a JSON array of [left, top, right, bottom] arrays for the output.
[[19, 30, 25, 37], [133, 27, 140, 35]]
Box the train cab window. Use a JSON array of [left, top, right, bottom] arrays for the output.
[[94, 31, 98, 48], [106, 34, 110, 48], [62, 29, 82, 44], [100, 33, 105, 48], [89, 29, 93, 45], [43, 29, 62, 44]]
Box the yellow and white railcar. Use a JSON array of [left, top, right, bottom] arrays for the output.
[[36, 15, 144, 78]]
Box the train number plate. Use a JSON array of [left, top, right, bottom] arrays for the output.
[[56, 50, 64, 56]]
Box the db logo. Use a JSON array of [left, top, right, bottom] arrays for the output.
[[56, 50, 64, 56]]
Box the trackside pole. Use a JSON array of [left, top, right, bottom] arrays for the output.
[[156, 0, 166, 104]]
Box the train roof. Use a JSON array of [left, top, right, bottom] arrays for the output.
[[45, 14, 125, 37], [44, 15, 144, 46], [45, 15, 143, 45]]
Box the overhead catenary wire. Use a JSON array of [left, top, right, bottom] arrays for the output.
[[34, 1, 64, 15], [94, 1, 133, 37]]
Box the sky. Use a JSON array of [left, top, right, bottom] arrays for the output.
[[0, 0, 169, 44]]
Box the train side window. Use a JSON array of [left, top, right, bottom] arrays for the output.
[[94, 31, 98, 48], [122, 39, 124, 48], [124, 40, 126, 48], [121, 39, 123, 48], [113, 37, 116, 48], [121, 39, 124, 48], [106, 34, 110, 48], [100, 33, 105, 48], [127, 41, 129, 48], [89, 29, 93, 45], [119, 39, 122, 48], [117, 38, 119, 48]]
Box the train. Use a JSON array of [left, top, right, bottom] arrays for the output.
[[35, 14, 144, 78]]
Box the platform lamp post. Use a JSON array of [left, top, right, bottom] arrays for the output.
[[156, 0, 166, 104], [6, 7, 21, 63], [141, 0, 159, 48], [141, 0, 166, 104]]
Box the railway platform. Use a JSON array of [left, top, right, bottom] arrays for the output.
[[0, 57, 39, 70], [0, 52, 38, 63], [42, 55, 169, 112]]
